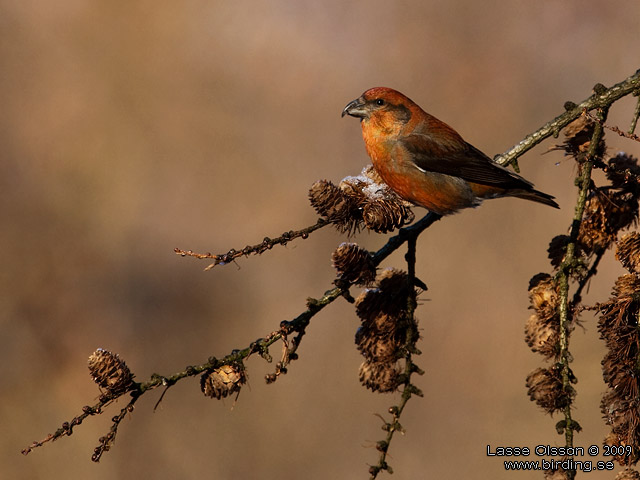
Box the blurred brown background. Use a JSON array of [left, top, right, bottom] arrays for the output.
[[2, 2, 639, 479]]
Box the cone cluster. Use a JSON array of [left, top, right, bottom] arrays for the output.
[[524, 271, 576, 413], [525, 274, 564, 361], [558, 118, 640, 255], [525, 142, 640, 426], [579, 190, 639, 253], [354, 268, 418, 393], [579, 154, 640, 254], [309, 165, 414, 234], [597, 233, 640, 466]]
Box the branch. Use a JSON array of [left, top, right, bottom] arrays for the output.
[[582, 109, 640, 143], [174, 70, 640, 274], [369, 234, 425, 479], [630, 93, 640, 135], [23, 68, 640, 477], [555, 105, 609, 465], [174, 218, 329, 270], [174, 68, 640, 274], [494, 69, 640, 166], [23, 212, 442, 460]]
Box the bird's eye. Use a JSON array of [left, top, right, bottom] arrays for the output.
[[375, 99, 385, 106]]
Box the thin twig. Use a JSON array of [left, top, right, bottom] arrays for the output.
[[369, 233, 425, 478], [175, 218, 329, 270], [92, 395, 139, 462], [21, 399, 113, 455], [630, 93, 640, 135], [582, 109, 640, 143]]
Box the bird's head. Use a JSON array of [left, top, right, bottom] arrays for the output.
[[341, 87, 414, 127]]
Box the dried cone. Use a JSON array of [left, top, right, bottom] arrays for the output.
[[579, 193, 612, 252], [340, 167, 414, 233], [88, 348, 134, 396], [362, 197, 414, 233], [526, 366, 574, 414], [616, 469, 640, 480], [525, 275, 562, 359], [528, 272, 553, 291], [579, 190, 639, 253], [378, 267, 412, 293], [607, 153, 640, 190], [604, 432, 640, 467], [309, 179, 354, 217], [598, 274, 640, 359], [354, 268, 419, 393], [355, 269, 413, 322], [201, 363, 247, 400], [547, 235, 570, 269], [356, 311, 398, 337], [524, 314, 559, 358], [602, 352, 639, 400], [612, 273, 640, 300], [558, 115, 605, 160], [609, 192, 640, 235], [309, 166, 414, 235], [601, 391, 638, 439], [358, 360, 401, 393], [528, 274, 560, 324], [616, 232, 640, 274], [598, 269, 640, 467], [332, 242, 376, 286], [355, 288, 385, 323], [355, 325, 402, 362]]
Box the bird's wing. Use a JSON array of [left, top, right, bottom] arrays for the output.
[[401, 133, 534, 189]]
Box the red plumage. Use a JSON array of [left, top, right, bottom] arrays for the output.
[[342, 87, 558, 215]]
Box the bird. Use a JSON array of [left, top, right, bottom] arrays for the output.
[[342, 87, 559, 215]]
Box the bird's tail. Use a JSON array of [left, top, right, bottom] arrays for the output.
[[508, 188, 559, 209]]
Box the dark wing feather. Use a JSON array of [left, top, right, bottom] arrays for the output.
[[401, 133, 533, 190]]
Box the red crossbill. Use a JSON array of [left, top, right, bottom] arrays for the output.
[[342, 87, 558, 215]]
